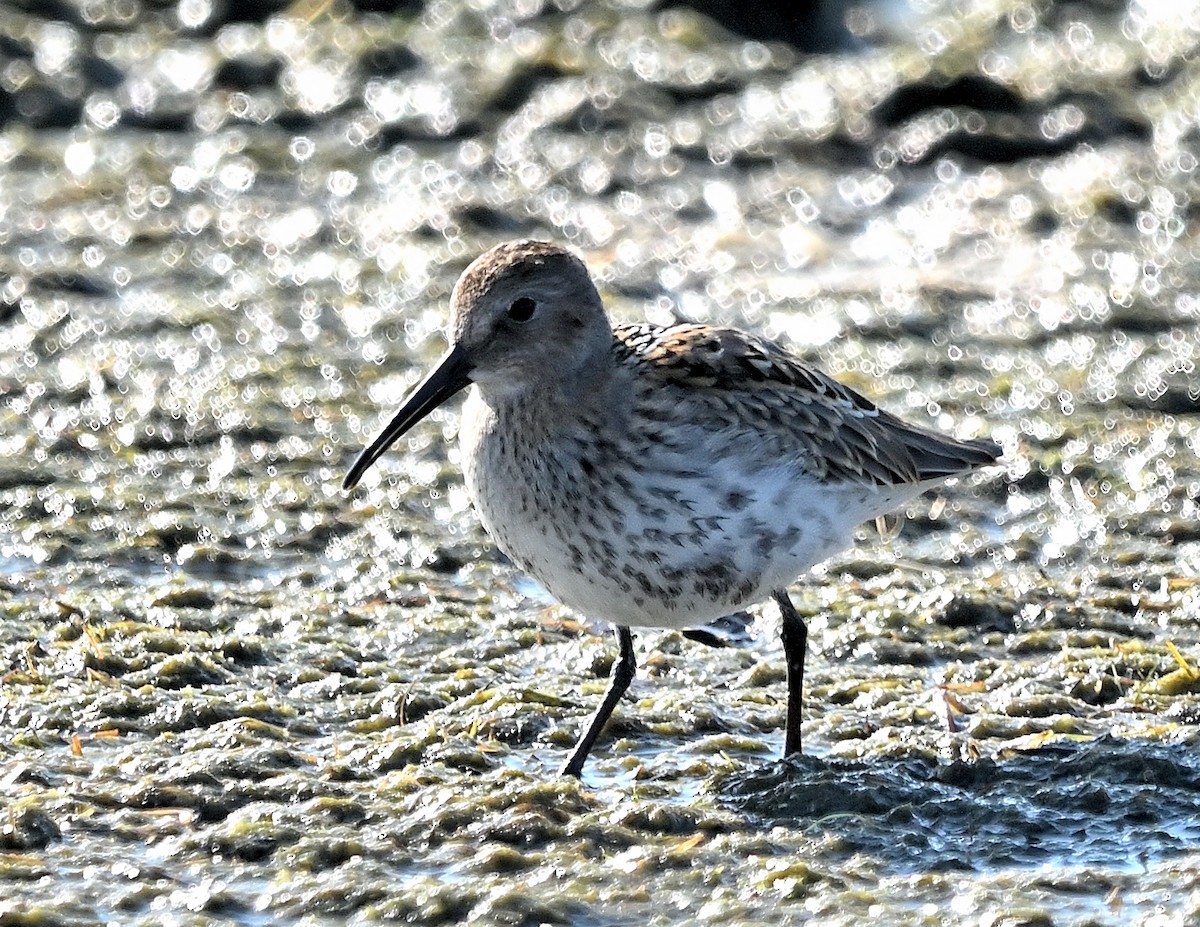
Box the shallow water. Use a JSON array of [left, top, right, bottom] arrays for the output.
[[2, 0, 1200, 923]]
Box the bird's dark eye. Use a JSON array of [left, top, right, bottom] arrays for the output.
[[507, 297, 536, 323]]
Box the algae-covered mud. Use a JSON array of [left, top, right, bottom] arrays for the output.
[[2, 0, 1200, 923]]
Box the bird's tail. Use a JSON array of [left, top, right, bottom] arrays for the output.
[[897, 420, 1002, 481]]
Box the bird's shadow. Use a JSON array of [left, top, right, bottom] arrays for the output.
[[717, 736, 1200, 873]]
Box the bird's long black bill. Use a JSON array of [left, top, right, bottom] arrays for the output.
[[342, 344, 474, 490]]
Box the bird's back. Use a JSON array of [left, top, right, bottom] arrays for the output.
[[613, 321, 1000, 488]]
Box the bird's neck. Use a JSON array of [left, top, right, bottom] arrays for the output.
[[475, 337, 628, 436]]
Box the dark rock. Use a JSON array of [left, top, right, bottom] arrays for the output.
[[456, 203, 532, 234], [682, 611, 754, 648], [1070, 672, 1125, 706], [914, 126, 1081, 166], [665, 0, 859, 52], [80, 52, 125, 88], [119, 106, 194, 132], [0, 805, 61, 850], [491, 61, 568, 114], [344, 0, 422, 13], [274, 109, 320, 131], [29, 271, 115, 297], [1097, 195, 1138, 226], [6, 0, 85, 27], [934, 594, 1017, 633], [874, 74, 1025, 127], [8, 85, 82, 128], [1120, 385, 1200, 415], [214, 53, 282, 90], [359, 42, 420, 77], [0, 34, 31, 60]]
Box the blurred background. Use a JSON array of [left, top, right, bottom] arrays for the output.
[[1, 0, 1200, 923]]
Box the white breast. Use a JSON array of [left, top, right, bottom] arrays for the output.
[[459, 388, 924, 629]]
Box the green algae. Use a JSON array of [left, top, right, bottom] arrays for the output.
[[0, 0, 1199, 924]]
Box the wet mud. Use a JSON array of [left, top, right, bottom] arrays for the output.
[[1, 0, 1200, 923]]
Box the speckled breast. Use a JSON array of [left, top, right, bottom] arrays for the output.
[[457, 387, 873, 629]]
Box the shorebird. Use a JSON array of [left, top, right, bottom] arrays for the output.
[[344, 240, 1000, 777]]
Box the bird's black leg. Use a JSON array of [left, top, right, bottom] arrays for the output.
[[773, 589, 807, 756], [560, 625, 636, 778]]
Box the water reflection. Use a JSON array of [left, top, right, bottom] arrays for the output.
[[1, 0, 1200, 923]]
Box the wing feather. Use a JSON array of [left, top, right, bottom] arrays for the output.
[[613, 323, 999, 486]]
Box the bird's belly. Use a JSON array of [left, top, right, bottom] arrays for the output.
[[463, 425, 885, 628]]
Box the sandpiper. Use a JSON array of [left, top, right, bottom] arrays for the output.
[[344, 240, 1000, 777]]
